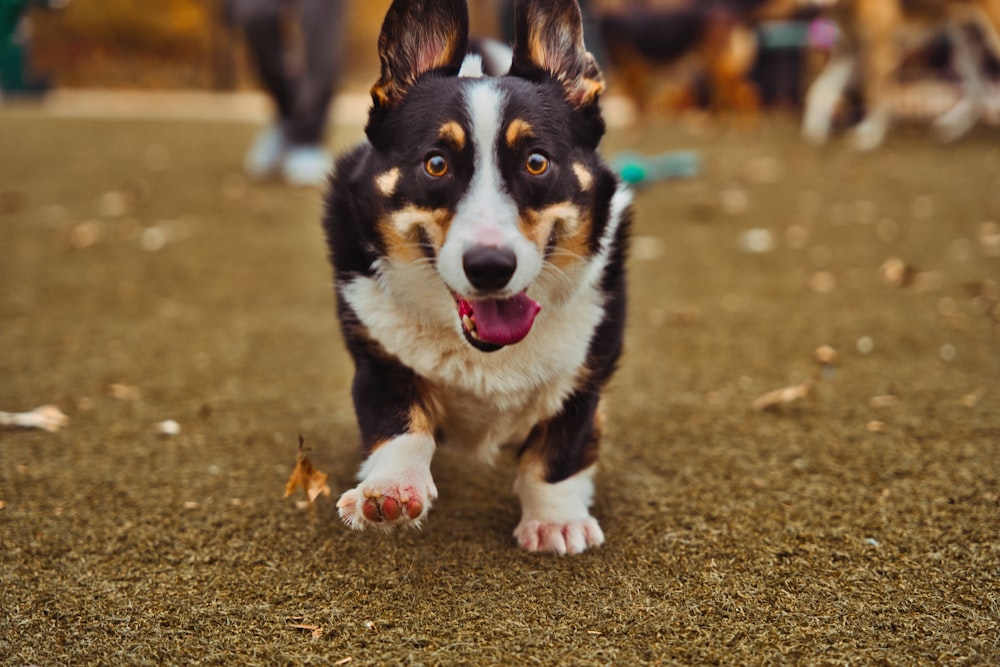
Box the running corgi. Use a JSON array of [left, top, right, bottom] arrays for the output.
[[322, 0, 631, 554]]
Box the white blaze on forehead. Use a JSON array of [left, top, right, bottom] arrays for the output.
[[458, 54, 484, 78], [437, 80, 543, 295], [456, 82, 515, 242]]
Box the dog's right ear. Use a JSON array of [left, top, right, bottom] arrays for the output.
[[509, 0, 604, 109], [371, 0, 470, 109]]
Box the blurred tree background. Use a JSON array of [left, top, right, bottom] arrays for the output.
[[28, 0, 501, 90]]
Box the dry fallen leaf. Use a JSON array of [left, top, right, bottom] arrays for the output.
[[807, 271, 837, 294], [815, 345, 839, 366], [284, 436, 331, 518], [286, 619, 325, 639], [752, 381, 815, 412], [870, 395, 899, 409], [879, 257, 943, 291], [0, 405, 69, 433], [880, 257, 918, 287], [978, 221, 1000, 257], [107, 383, 142, 401]]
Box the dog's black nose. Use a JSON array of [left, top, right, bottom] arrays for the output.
[[463, 246, 517, 291]]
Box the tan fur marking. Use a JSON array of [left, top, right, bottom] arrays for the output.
[[529, 33, 549, 72], [506, 119, 535, 147], [521, 202, 592, 271], [571, 76, 605, 108], [380, 205, 451, 262], [408, 404, 433, 436], [572, 163, 593, 192], [376, 168, 402, 198], [438, 121, 466, 150]]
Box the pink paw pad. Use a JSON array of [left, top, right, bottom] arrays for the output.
[[514, 518, 605, 555], [338, 482, 430, 531], [361, 492, 423, 523]]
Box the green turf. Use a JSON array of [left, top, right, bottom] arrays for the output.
[[1, 111, 998, 666]]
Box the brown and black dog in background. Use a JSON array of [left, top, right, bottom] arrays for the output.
[[596, 0, 800, 114], [803, 0, 1000, 150]]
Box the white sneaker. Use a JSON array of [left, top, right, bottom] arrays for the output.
[[243, 125, 287, 180], [282, 145, 333, 188]]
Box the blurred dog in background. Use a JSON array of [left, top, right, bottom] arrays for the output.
[[596, 0, 801, 114], [803, 0, 1000, 150]]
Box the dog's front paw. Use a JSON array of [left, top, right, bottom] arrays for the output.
[[514, 517, 605, 555], [513, 462, 604, 555], [337, 479, 435, 531], [337, 433, 438, 532]]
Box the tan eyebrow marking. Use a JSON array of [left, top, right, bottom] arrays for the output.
[[438, 121, 466, 150], [376, 167, 401, 197], [572, 163, 593, 191], [505, 119, 535, 147]]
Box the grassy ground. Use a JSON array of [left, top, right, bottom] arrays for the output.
[[1, 108, 998, 666]]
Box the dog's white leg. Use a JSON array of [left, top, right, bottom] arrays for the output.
[[853, 104, 893, 151], [851, 26, 901, 152], [513, 460, 604, 555], [337, 433, 438, 531], [935, 24, 987, 142], [803, 52, 856, 145]]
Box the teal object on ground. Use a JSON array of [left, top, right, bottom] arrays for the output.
[[613, 150, 701, 187]]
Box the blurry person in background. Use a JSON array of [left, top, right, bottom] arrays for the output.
[[227, 0, 346, 187], [1, 0, 66, 99]]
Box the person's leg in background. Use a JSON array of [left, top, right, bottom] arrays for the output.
[[229, 0, 295, 180], [280, 0, 346, 187], [1, 0, 55, 97]]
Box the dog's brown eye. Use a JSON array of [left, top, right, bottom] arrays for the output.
[[526, 152, 549, 176], [425, 154, 449, 177]]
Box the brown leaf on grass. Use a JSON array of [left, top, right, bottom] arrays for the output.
[[814, 345, 839, 366], [880, 257, 943, 291], [284, 436, 331, 517], [107, 383, 142, 401], [752, 380, 815, 412], [286, 619, 325, 639], [870, 395, 899, 409], [0, 405, 69, 432], [979, 222, 1000, 257]]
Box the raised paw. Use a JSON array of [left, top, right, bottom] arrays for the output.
[[514, 517, 605, 555], [337, 480, 434, 531], [338, 433, 437, 532]]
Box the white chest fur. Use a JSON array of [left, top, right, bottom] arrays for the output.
[[339, 262, 606, 459]]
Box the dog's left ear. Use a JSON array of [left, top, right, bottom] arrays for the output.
[[371, 0, 470, 109], [509, 0, 604, 108]]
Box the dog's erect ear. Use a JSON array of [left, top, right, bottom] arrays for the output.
[[371, 0, 470, 109], [509, 0, 604, 108]]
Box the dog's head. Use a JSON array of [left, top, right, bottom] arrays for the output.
[[360, 0, 616, 352]]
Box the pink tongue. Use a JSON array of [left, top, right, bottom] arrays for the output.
[[472, 293, 541, 345]]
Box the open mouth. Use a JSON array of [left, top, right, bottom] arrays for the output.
[[456, 292, 542, 352]]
